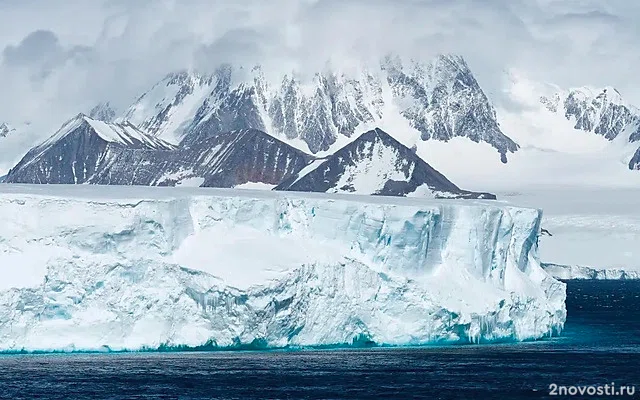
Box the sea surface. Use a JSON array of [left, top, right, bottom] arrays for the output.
[[1, 280, 638, 400]]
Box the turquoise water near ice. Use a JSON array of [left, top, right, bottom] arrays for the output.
[[0, 280, 638, 399]]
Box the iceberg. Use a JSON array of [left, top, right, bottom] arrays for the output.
[[542, 263, 640, 280], [0, 185, 565, 352]]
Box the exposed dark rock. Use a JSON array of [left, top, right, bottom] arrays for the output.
[[630, 147, 640, 170], [276, 128, 496, 199], [90, 129, 311, 188], [122, 55, 517, 162], [6, 114, 175, 184]]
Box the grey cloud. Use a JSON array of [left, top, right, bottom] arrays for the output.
[[2, 0, 640, 136], [193, 28, 271, 71], [2, 29, 93, 83], [2, 30, 62, 66], [551, 10, 621, 23]]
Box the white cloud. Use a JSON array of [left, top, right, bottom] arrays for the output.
[[1, 0, 639, 136]]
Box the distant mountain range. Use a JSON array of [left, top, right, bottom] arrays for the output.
[[116, 55, 517, 160], [5, 113, 494, 199], [540, 87, 640, 170], [3, 54, 640, 196]]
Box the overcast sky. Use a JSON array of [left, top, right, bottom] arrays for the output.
[[1, 0, 639, 131]]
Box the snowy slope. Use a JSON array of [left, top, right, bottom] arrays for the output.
[[85, 118, 175, 149], [0, 185, 565, 351], [5, 114, 175, 184], [424, 73, 640, 192], [540, 86, 640, 142], [538, 85, 640, 171], [277, 128, 495, 199], [118, 71, 217, 144], [123, 55, 516, 162], [34, 114, 175, 151], [380, 55, 517, 162]]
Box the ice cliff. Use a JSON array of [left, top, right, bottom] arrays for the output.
[[542, 263, 640, 280], [0, 185, 565, 352]]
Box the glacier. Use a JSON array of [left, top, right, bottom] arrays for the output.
[[542, 263, 640, 280], [0, 185, 565, 352]]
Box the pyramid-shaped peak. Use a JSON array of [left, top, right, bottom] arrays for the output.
[[35, 113, 175, 152], [278, 126, 495, 199]]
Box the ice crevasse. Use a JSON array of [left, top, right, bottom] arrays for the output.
[[0, 185, 566, 352]]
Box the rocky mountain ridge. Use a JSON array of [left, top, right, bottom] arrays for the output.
[[6, 112, 493, 199], [540, 86, 640, 170], [120, 55, 517, 163]]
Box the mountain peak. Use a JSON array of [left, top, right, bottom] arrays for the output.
[[36, 114, 175, 153], [162, 70, 218, 88], [7, 114, 176, 184], [277, 127, 495, 199], [541, 85, 640, 143], [89, 102, 117, 122], [118, 69, 222, 144], [140, 54, 515, 161], [433, 53, 470, 73]]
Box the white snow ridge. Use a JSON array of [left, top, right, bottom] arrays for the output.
[[0, 185, 565, 352]]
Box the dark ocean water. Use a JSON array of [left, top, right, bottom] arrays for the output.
[[0, 280, 638, 400]]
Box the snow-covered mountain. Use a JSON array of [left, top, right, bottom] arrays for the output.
[[381, 56, 518, 162], [8, 55, 640, 192], [276, 128, 495, 199], [8, 114, 491, 198], [540, 86, 640, 170], [118, 72, 216, 144], [5, 114, 175, 184], [540, 87, 640, 141], [0, 186, 565, 351], [438, 74, 640, 191], [90, 128, 311, 188], [122, 55, 517, 163], [88, 102, 117, 123]]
